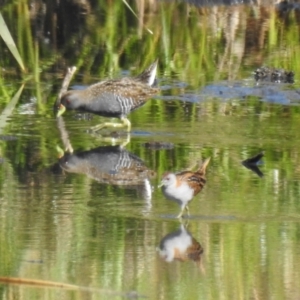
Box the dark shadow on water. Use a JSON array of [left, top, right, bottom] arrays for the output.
[[242, 152, 264, 178]]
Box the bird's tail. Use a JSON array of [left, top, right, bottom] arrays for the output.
[[135, 59, 158, 86], [197, 157, 211, 175]]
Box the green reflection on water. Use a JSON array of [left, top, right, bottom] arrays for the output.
[[1, 0, 300, 299]]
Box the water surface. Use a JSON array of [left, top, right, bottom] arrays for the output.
[[1, 1, 300, 299]]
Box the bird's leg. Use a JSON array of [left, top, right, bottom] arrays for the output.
[[84, 132, 131, 148], [122, 118, 131, 132], [176, 205, 185, 219], [90, 117, 131, 132], [185, 205, 190, 216], [183, 219, 189, 228]]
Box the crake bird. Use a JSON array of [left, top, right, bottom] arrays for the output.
[[159, 157, 211, 218], [56, 60, 159, 132]]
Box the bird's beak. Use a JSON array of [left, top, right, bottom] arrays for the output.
[[56, 145, 65, 158], [158, 181, 163, 188], [56, 104, 66, 117]]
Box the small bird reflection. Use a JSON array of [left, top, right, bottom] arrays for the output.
[[157, 224, 203, 265], [59, 145, 155, 200], [242, 152, 264, 178]]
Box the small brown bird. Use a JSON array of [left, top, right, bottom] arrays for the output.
[[56, 60, 159, 132], [159, 157, 210, 218]]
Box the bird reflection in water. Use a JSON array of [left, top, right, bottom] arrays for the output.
[[157, 223, 203, 266], [59, 145, 155, 201]]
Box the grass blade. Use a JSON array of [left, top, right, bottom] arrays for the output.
[[0, 12, 25, 71], [122, 0, 153, 34]]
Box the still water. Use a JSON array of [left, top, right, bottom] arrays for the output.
[[1, 0, 300, 299]]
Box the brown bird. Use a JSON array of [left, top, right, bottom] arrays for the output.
[[159, 157, 210, 218], [56, 60, 159, 132]]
